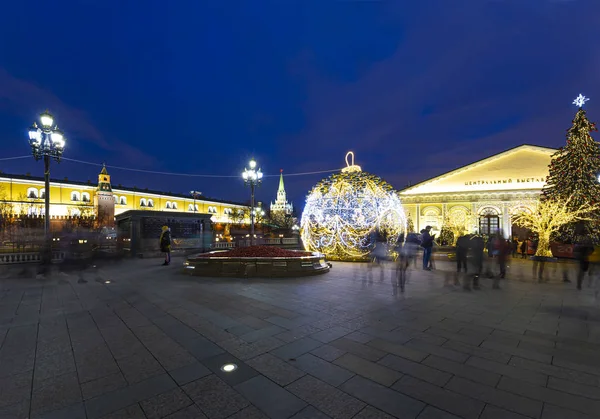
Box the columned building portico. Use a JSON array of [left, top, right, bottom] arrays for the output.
[[400, 145, 555, 239]]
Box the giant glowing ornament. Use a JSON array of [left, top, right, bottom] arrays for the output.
[[301, 152, 407, 261]]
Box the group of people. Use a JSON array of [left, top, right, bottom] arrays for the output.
[[387, 227, 514, 292]]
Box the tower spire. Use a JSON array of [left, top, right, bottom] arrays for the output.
[[271, 169, 293, 215], [278, 169, 285, 193]]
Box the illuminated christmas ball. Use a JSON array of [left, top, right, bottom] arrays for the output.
[[301, 152, 407, 261]]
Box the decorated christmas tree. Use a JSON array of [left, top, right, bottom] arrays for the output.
[[542, 94, 600, 239]]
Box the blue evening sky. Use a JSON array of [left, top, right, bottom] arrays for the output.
[[1, 0, 599, 207]]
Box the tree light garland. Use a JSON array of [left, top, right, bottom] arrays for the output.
[[300, 152, 407, 261]]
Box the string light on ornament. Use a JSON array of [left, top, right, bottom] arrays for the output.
[[300, 151, 407, 261], [573, 94, 589, 108]]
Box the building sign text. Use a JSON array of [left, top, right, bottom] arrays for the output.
[[464, 177, 545, 186]]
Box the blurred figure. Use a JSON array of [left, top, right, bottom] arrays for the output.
[[421, 226, 434, 270], [404, 233, 420, 268], [512, 237, 519, 258], [394, 242, 409, 294], [495, 233, 510, 289], [455, 234, 470, 285], [520, 239, 528, 259], [160, 226, 172, 266], [465, 234, 484, 290], [575, 239, 594, 290], [369, 230, 386, 282]]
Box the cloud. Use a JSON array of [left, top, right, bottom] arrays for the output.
[[0, 68, 156, 166]]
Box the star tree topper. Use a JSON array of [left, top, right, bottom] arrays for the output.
[[573, 94, 590, 108]]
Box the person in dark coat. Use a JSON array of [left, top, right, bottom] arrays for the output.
[[520, 240, 527, 258], [421, 226, 434, 270], [576, 241, 594, 290], [160, 226, 172, 266], [467, 235, 485, 290], [456, 234, 469, 274]]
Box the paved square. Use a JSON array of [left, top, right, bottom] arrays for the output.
[[1, 257, 600, 418]]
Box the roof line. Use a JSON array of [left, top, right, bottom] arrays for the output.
[[399, 144, 556, 193]]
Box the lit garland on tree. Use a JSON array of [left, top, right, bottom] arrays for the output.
[[301, 152, 407, 261], [513, 196, 600, 257], [542, 94, 600, 240]]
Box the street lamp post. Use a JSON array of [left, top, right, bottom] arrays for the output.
[[242, 159, 263, 246], [28, 110, 66, 263], [190, 190, 202, 213]]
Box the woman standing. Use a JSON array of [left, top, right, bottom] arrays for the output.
[[160, 226, 172, 266]]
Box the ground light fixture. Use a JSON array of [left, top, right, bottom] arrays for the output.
[[220, 363, 237, 372]]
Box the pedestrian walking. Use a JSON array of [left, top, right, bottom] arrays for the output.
[[160, 226, 172, 266], [421, 226, 434, 270], [465, 235, 484, 290]]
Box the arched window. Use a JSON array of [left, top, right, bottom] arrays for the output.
[[71, 191, 80, 202], [479, 207, 500, 236], [39, 189, 46, 199], [166, 201, 172, 209], [81, 192, 90, 202], [224, 208, 233, 215], [148, 199, 154, 208], [188, 204, 194, 211], [27, 188, 38, 199], [140, 198, 147, 207], [208, 206, 217, 214], [172, 202, 178, 210], [114, 195, 119, 203], [422, 207, 440, 231], [120, 196, 127, 205]]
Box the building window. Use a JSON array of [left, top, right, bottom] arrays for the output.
[[148, 199, 154, 208], [140, 198, 147, 207], [71, 191, 80, 202], [479, 207, 500, 236], [172, 202, 178, 210], [188, 204, 194, 211], [114, 196, 119, 203], [224, 208, 233, 215], [166, 201, 172, 209], [82, 192, 90, 202], [120, 196, 127, 205], [208, 206, 217, 214], [423, 208, 440, 231], [27, 188, 38, 199], [39, 189, 46, 199]]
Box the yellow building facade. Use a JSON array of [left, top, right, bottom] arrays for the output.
[[399, 145, 556, 239], [0, 167, 249, 224]]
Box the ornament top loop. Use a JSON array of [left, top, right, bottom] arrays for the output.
[[342, 151, 362, 172]]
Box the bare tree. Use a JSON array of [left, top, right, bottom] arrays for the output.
[[513, 196, 600, 257]]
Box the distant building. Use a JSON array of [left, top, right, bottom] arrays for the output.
[[399, 144, 555, 239], [0, 166, 249, 224], [270, 170, 293, 215]]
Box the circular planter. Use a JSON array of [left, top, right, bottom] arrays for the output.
[[183, 250, 330, 278]]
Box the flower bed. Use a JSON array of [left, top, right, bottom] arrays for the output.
[[195, 246, 312, 258], [183, 246, 329, 278]]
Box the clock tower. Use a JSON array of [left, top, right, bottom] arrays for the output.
[[94, 164, 115, 227]]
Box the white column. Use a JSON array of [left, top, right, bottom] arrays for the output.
[[502, 202, 511, 239], [471, 203, 478, 234], [415, 204, 420, 232]]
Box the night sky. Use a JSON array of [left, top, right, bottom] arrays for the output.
[[1, 0, 599, 209]]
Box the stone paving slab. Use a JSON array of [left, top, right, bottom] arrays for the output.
[[1, 257, 600, 418]]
